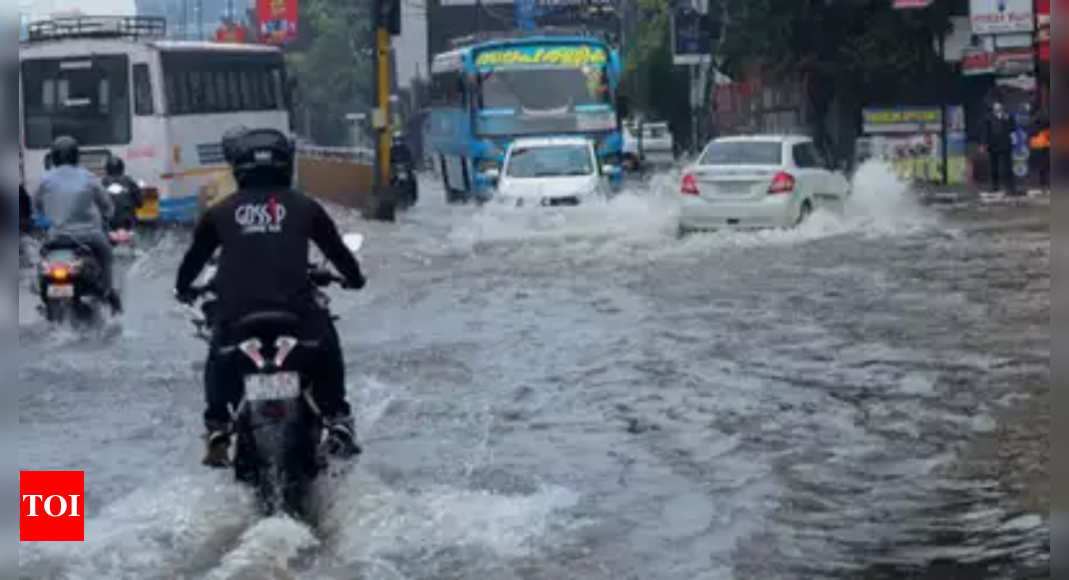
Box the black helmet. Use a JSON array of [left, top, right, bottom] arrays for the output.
[[50, 135, 80, 167], [221, 125, 248, 165], [231, 128, 295, 188], [105, 155, 125, 177]]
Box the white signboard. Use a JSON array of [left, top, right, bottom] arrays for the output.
[[969, 0, 1035, 34]]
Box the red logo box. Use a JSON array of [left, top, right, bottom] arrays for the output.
[[20, 471, 85, 542]]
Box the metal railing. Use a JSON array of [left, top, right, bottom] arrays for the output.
[[296, 144, 374, 164]]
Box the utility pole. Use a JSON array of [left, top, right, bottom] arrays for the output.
[[371, 0, 401, 221]]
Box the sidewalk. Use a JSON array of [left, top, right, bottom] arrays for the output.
[[919, 183, 1050, 206]]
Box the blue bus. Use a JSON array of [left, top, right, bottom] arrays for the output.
[[427, 35, 626, 203]]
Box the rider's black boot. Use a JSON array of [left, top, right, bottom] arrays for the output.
[[323, 415, 362, 459], [107, 290, 123, 315], [202, 421, 231, 468]]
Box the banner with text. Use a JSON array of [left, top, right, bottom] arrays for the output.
[[215, 23, 248, 43], [257, 0, 298, 44]]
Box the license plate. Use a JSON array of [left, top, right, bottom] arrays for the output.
[[47, 284, 75, 298], [714, 184, 751, 196], [244, 372, 300, 401]]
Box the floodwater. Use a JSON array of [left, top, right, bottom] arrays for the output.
[[16, 163, 1049, 579]]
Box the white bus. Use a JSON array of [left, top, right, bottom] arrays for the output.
[[19, 16, 290, 224]]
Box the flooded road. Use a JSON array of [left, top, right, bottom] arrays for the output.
[[17, 164, 1049, 579]]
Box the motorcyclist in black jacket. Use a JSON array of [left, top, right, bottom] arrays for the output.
[[173, 127, 367, 468], [101, 156, 143, 231]]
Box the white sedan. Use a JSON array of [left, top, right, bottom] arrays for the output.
[[678, 135, 851, 232], [484, 136, 618, 207]]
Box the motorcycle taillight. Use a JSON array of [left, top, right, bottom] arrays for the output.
[[46, 263, 74, 282]]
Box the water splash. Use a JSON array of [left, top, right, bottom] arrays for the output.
[[844, 161, 939, 236], [313, 470, 581, 564], [19, 475, 257, 579]]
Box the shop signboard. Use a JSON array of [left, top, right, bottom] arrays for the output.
[[969, 0, 1034, 35], [893, 0, 932, 8], [861, 106, 968, 185], [961, 48, 996, 74]]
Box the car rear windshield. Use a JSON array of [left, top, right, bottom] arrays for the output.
[[699, 141, 783, 166]]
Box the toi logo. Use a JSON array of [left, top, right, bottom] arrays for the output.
[[20, 471, 85, 541]]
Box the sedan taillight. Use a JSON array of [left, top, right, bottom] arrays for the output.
[[681, 174, 700, 196], [768, 172, 795, 194]]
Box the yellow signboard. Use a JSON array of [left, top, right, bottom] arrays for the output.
[[474, 45, 608, 68], [864, 108, 941, 125]]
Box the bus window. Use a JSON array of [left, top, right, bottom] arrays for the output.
[[133, 63, 155, 116], [21, 55, 132, 148], [161, 51, 287, 115]]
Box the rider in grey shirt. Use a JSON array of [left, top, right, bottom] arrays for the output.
[[33, 136, 122, 314]]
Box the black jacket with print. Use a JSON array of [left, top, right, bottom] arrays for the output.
[[175, 187, 366, 325]]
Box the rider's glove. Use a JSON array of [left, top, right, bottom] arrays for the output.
[[174, 287, 197, 305]]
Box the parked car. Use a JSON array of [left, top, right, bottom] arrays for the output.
[[678, 135, 851, 232], [622, 121, 676, 171], [484, 137, 619, 207]]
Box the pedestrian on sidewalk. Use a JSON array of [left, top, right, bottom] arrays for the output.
[[982, 101, 1017, 197]]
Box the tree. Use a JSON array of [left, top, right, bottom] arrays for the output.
[[710, 0, 955, 159], [624, 0, 695, 149], [286, 0, 374, 146]]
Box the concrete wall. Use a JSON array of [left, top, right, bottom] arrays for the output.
[[295, 149, 376, 214]]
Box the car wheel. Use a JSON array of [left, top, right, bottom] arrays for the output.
[[795, 200, 813, 226]]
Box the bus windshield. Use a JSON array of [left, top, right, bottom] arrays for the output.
[[21, 55, 131, 148], [475, 61, 615, 136]]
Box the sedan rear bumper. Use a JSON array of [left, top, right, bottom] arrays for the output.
[[679, 194, 797, 230]]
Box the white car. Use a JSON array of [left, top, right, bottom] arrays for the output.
[[622, 122, 675, 170], [678, 135, 851, 232], [486, 137, 618, 207]]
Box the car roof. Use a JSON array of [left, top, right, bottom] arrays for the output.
[[711, 134, 811, 145], [510, 136, 593, 148]]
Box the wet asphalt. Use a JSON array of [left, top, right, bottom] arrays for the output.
[[16, 166, 1049, 579]]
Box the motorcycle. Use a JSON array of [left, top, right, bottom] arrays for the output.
[[37, 238, 106, 326], [36, 231, 133, 326], [105, 181, 140, 257], [186, 233, 365, 518], [391, 162, 418, 210]]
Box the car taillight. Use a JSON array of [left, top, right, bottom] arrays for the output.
[[681, 174, 699, 196], [768, 172, 795, 194]]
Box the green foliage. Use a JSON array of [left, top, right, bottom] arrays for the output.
[[286, 0, 373, 145], [713, 0, 953, 103], [624, 0, 695, 147]]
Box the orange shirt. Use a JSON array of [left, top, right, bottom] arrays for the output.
[[1030, 129, 1050, 150]]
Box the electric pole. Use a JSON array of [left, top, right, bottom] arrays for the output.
[[371, 0, 401, 220]]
